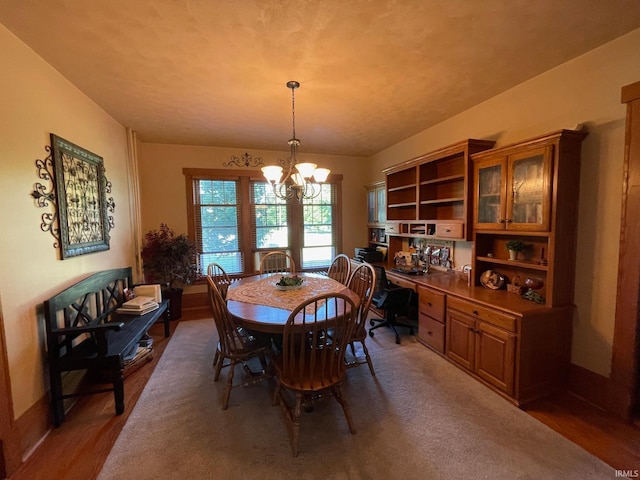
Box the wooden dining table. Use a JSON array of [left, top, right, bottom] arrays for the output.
[[226, 273, 360, 334]]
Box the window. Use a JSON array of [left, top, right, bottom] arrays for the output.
[[184, 168, 342, 276], [251, 183, 289, 250], [193, 178, 243, 274], [301, 184, 336, 269]]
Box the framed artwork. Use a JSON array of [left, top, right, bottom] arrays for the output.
[[50, 134, 111, 258]]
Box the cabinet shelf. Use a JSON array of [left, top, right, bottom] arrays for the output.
[[476, 256, 548, 271], [388, 183, 417, 193], [420, 174, 464, 186], [420, 197, 464, 205], [369, 240, 388, 247], [389, 202, 417, 208]]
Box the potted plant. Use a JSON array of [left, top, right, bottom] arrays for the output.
[[505, 239, 525, 260], [141, 224, 198, 320]]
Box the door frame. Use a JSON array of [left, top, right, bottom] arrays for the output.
[[611, 80, 640, 419], [0, 298, 20, 478]]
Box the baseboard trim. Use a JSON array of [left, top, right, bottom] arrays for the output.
[[15, 393, 50, 463], [568, 363, 633, 420], [182, 291, 209, 320]]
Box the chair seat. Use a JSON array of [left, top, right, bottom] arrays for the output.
[[274, 354, 346, 392], [206, 275, 273, 409]]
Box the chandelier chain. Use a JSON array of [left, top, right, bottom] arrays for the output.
[[261, 80, 329, 201]]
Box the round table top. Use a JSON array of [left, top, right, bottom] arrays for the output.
[[226, 273, 359, 334]]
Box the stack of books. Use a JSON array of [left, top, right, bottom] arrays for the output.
[[116, 296, 159, 315]]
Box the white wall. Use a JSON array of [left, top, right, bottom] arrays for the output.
[[0, 24, 135, 418], [369, 28, 640, 377]]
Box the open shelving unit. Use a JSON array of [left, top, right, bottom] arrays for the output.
[[383, 139, 495, 241]]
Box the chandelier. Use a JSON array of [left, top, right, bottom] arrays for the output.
[[261, 81, 330, 201]]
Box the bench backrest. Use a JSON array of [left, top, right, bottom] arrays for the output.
[[44, 267, 133, 354]]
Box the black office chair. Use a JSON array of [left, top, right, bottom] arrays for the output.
[[369, 265, 417, 344]]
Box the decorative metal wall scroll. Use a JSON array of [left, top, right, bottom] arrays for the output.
[[31, 134, 115, 258], [223, 152, 264, 168], [31, 147, 60, 247]]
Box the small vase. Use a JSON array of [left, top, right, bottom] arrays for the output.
[[508, 249, 517, 261], [524, 277, 544, 290]]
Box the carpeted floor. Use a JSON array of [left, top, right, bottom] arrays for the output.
[[98, 318, 614, 480]]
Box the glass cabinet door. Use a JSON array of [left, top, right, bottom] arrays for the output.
[[506, 146, 552, 231], [367, 188, 376, 224], [475, 159, 506, 229], [376, 186, 386, 223]]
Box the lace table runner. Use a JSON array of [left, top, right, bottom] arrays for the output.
[[227, 275, 348, 312]]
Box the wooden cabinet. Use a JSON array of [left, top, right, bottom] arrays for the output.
[[367, 181, 386, 225], [383, 139, 494, 240], [376, 271, 572, 405], [367, 181, 387, 247], [417, 285, 446, 353], [471, 130, 587, 307], [474, 146, 553, 231], [446, 297, 516, 395]]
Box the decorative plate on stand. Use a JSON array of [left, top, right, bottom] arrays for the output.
[[480, 270, 505, 290]]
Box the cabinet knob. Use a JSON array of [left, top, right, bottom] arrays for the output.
[[427, 331, 432, 335], [468, 326, 475, 331], [499, 219, 506, 224], [427, 302, 432, 306], [472, 310, 479, 316], [505, 219, 513, 223]]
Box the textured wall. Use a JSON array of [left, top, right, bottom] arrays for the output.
[[0, 24, 135, 419], [369, 28, 640, 377]]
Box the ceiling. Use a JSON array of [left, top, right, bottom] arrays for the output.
[[2, 1, 640, 157]]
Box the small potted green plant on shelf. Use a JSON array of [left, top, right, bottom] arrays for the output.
[[141, 224, 198, 320], [505, 239, 525, 261]]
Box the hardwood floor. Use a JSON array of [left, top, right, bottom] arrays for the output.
[[8, 317, 640, 479], [524, 392, 640, 470]]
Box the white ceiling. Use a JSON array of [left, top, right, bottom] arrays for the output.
[[2, 1, 640, 157]]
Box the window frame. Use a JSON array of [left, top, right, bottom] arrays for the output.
[[184, 168, 343, 278]]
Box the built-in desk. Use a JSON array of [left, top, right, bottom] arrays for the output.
[[379, 265, 572, 406]]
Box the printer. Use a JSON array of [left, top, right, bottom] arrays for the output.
[[354, 247, 384, 263]]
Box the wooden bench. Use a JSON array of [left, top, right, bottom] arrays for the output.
[[43, 267, 170, 426]]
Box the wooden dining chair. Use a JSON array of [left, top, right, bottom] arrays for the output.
[[206, 264, 233, 368], [272, 292, 358, 457], [206, 262, 233, 300], [205, 276, 273, 410], [327, 253, 352, 285], [345, 262, 377, 375], [259, 251, 296, 275]]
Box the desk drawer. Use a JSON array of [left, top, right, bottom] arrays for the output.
[[417, 286, 445, 322], [436, 222, 463, 239], [447, 296, 516, 332], [386, 222, 399, 234], [386, 273, 417, 291], [419, 314, 445, 353]]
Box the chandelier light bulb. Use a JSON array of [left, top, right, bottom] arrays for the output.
[[261, 165, 283, 184], [295, 162, 317, 179], [313, 168, 330, 183]]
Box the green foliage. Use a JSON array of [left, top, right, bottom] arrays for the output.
[[141, 224, 198, 289], [275, 275, 304, 287], [505, 239, 525, 252]]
